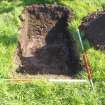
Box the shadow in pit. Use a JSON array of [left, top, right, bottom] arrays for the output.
[[16, 12, 81, 76]]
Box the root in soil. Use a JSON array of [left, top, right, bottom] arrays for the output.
[[15, 4, 81, 77]]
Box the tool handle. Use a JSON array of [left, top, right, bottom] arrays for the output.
[[77, 29, 84, 51], [82, 53, 92, 80]]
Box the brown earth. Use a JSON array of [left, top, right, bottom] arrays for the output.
[[80, 9, 105, 51], [15, 4, 81, 78]]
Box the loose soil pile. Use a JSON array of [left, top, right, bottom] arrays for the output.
[[80, 9, 105, 51], [15, 4, 81, 76]]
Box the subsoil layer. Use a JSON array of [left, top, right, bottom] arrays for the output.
[[15, 4, 81, 78]]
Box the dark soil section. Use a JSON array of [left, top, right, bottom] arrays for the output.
[[15, 4, 81, 76], [80, 9, 105, 51]]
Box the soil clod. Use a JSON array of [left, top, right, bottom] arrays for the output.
[[80, 9, 105, 51]]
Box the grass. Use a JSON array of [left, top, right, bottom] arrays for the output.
[[0, 81, 105, 105], [0, 0, 105, 104]]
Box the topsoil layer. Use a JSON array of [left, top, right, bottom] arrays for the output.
[[80, 9, 105, 51], [15, 4, 81, 76]]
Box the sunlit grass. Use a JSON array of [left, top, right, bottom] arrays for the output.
[[0, 80, 104, 105]]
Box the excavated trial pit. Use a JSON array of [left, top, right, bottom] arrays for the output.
[[80, 9, 105, 51], [15, 4, 81, 77]]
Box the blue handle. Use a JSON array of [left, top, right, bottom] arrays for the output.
[[77, 29, 84, 51]]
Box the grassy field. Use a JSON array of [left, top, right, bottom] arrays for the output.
[[0, 0, 105, 104]]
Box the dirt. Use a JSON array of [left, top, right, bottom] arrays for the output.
[[79, 9, 105, 51], [15, 4, 81, 78]]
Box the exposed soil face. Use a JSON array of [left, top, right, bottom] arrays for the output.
[[15, 4, 81, 77], [80, 9, 105, 51]]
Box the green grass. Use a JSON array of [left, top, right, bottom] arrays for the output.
[[0, 81, 105, 105], [0, 0, 105, 104]]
